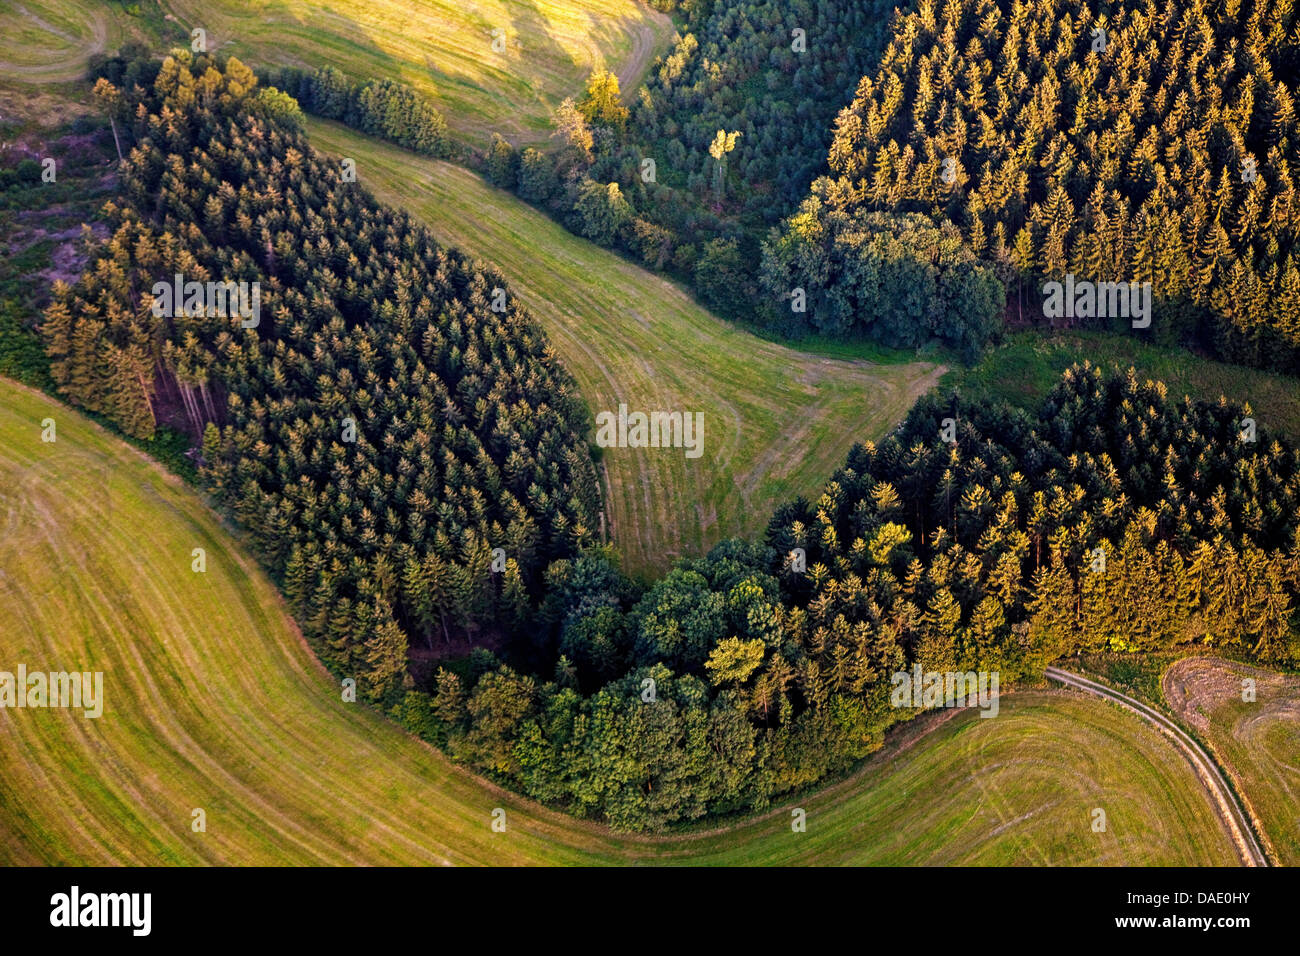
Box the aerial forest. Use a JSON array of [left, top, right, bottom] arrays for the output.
[[41, 38, 1300, 831], [45, 51, 601, 695], [764, 0, 1300, 363], [484, 0, 1300, 364]]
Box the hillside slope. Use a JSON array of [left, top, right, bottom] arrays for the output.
[[0, 379, 1241, 863], [0, 0, 673, 143]]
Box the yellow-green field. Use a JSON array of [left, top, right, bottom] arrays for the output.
[[1164, 657, 1300, 865], [306, 118, 945, 576], [0, 0, 125, 84], [0, 0, 673, 143], [0, 378, 1242, 864]]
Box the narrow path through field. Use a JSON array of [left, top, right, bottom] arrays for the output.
[[1045, 666, 1268, 867]]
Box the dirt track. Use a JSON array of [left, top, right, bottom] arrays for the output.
[[1046, 666, 1268, 867]]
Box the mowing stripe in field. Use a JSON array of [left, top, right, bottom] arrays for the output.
[[0, 0, 121, 83], [0, 380, 631, 865], [1163, 657, 1300, 866], [0, 0, 675, 145]]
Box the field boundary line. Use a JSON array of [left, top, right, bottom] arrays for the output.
[[1045, 666, 1268, 867]]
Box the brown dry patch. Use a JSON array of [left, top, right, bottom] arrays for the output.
[[38, 222, 109, 287], [0, 86, 95, 128], [1163, 656, 1300, 865], [1164, 657, 1298, 733]]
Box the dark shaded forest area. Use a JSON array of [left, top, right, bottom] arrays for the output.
[[41, 21, 1300, 831]]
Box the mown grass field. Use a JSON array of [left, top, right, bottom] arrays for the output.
[[956, 331, 1300, 439], [307, 118, 945, 576], [683, 692, 1240, 865], [0, 377, 1243, 864], [0, 0, 673, 144], [0, 0, 128, 85], [1163, 657, 1300, 865]]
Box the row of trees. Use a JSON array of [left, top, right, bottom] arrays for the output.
[[767, 0, 1300, 365], [46, 51, 597, 697], [421, 363, 1300, 828], [258, 64, 454, 159]]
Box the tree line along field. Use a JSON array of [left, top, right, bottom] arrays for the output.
[[754, 0, 1300, 370], [954, 331, 1300, 441], [5, 4, 1295, 858], [0, 3, 942, 583], [305, 117, 946, 577], [32, 46, 1300, 833], [0, 378, 1243, 864], [0, 0, 673, 144], [1163, 657, 1300, 865]]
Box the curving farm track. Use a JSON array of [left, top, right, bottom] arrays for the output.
[[1046, 666, 1269, 867]]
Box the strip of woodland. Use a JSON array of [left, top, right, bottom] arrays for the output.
[[45, 50, 1300, 832], [47, 52, 601, 697]]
